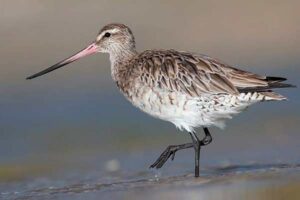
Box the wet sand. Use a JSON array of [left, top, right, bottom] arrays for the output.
[[1, 163, 300, 200]]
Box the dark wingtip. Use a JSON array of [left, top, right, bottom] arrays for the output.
[[265, 76, 296, 88], [266, 76, 287, 82], [269, 82, 296, 89]]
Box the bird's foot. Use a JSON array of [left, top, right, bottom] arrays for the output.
[[150, 143, 193, 169]]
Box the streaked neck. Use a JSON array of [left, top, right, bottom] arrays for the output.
[[109, 46, 137, 81]]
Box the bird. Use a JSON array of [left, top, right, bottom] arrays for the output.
[[26, 23, 295, 177]]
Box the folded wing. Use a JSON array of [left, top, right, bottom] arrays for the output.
[[133, 50, 294, 97]]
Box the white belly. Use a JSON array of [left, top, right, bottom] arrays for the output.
[[125, 85, 259, 132]]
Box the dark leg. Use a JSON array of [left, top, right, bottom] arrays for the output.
[[190, 128, 213, 177], [201, 127, 213, 146], [149, 143, 194, 169], [189, 131, 201, 177], [149, 127, 213, 177]]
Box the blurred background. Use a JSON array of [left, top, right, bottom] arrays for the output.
[[0, 0, 299, 199]]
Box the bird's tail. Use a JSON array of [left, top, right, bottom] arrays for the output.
[[265, 76, 296, 89], [238, 76, 296, 101], [259, 91, 287, 101], [259, 76, 296, 101], [264, 76, 295, 100]]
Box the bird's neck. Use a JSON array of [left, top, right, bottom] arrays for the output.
[[109, 47, 137, 82]]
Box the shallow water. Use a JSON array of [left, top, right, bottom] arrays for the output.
[[1, 163, 300, 200]]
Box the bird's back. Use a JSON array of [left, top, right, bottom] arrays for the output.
[[113, 49, 293, 131]]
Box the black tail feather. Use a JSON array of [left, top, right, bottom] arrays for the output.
[[238, 76, 296, 93], [268, 82, 296, 89], [265, 76, 287, 82], [266, 76, 296, 90]]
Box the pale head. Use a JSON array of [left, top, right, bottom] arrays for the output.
[[96, 23, 136, 54], [26, 23, 136, 80]]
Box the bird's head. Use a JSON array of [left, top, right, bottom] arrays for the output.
[[96, 23, 136, 54], [26, 23, 135, 80]]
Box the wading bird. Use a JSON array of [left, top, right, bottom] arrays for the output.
[[27, 23, 294, 177]]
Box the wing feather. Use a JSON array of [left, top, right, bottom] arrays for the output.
[[133, 50, 285, 97]]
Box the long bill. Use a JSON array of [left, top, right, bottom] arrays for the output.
[[26, 42, 98, 80]]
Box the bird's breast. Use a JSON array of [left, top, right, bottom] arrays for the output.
[[116, 79, 197, 122]]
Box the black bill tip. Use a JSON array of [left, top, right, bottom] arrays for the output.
[[26, 75, 37, 80], [26, 60, 71, 80], [26, 42, 98, 80]]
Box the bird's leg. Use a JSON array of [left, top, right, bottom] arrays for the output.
[[149, 127, 213, 177], [189, 131, 201, 177], [149, 143, 194, 169], [191, 127, 213, 177], [200, 127, 213, 146]]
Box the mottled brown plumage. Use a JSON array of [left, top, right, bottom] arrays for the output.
[[120, 49, 279, 96]]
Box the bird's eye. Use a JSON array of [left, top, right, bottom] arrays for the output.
[[104, 32, 111, 37]]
